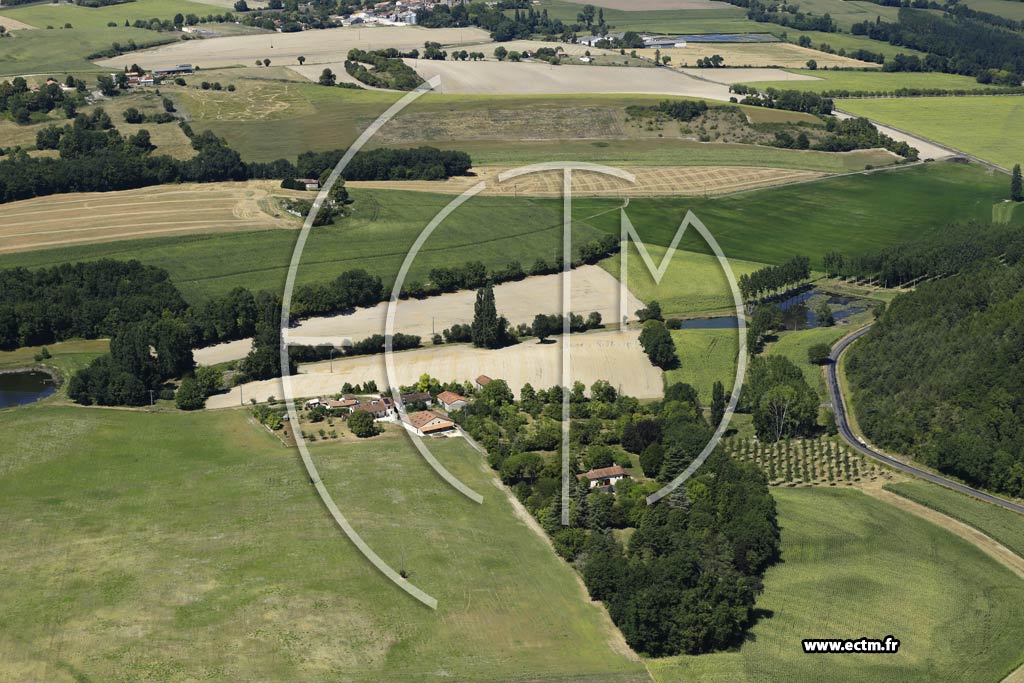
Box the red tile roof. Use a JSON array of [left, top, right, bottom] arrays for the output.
[[578, 465, 629, 481], [437, 390, 467, 405], [404, 410, 454, 431]]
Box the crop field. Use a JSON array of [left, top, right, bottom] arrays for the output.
[[194, 265, 643, 365], [639, 43, 875, 69], [0, 0, 216, 76], [408, 60, 734, 99], [647, 487, 1024, 683], [575, 162, 1016, 269], [600, 244, 764, 316], [665, 327, 738, 403], [0, 181, 300, 254], [742, 69, 1004, 93], [348, 165, 826, 198], [840, 96, 1024, 170], [0, 406, 647, 682], [208, 329, 664, 407], [540, 0, 768, 33], [0, 188, 610, 303], [886, 480, 1024, 559], [95, 25, 491, 71]]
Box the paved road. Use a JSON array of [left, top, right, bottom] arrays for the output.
[[827, 324, 1024, 516]]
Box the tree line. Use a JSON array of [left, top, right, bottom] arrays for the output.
[[345, 49, 425, 91], [739, 255, 811, 302], [295, 146, 472, 183]]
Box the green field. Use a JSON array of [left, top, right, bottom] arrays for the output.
[[577, 162, 1014, 269], [961, 0, 1024, 21], [763, 316, 875, 399], [768, 0, 904, 29], [743, 69, 1000, 93], [647, 487, 1024, 683], [0, 0, 218, 76], [601, 245, 764, 317], [787, 30, 929, 61], [886, 479, 1024, 559], [540, 0, 767, 33], [666, 328, 739, 403], [0, 406, 646, 682], [841, 96, 1024, 170], [0, 189, 606, 304]]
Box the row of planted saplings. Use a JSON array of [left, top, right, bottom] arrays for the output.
[[725, 436, 883, 486]]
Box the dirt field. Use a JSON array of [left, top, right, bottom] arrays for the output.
[[0, 181, 301, 254], [0, 14, 36, 30], [344, 165, 825, 198], [194, 265, 644, 364], [407, 60, 734, 99], [642, 43, 875, 69], [205, 329, 664, 408], [683, 67, 824, 84], [94, 26, 490, 70]]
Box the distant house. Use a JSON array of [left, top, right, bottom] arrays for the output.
[[473, 375, 492, 392], [578, 465, 630, 490], [437, 390, 468, 412], [304, 397, 326, 409], [325, 398, 359, 410], [153, 64, 194, 77], [400, 391, 432, 406], [403, 410, 456, 437], [351, 396, 395, 420], [298, 178, 320, 191]]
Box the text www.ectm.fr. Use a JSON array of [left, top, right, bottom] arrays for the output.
[[803, 636, 900, 654]]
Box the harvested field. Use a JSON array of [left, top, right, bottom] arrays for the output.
[[0, 181, 301, 254], [641, 43, 875, 69], [206, 329, 663, 407], [94, 26, 490, 70], [407, 60, 733, 99], [0, 14, 35, 30], [684, 67, 823, 84], [345, 165, 825, 198], [195, 265, 643, 365]]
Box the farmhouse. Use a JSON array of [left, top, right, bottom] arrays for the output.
[[298, 178, 320, 191], [473, 375, 492, 391], [437, 390, 468, 412], [578, 465, 630, 490], [352, 396, 396, 420], [403, 410, 456, 437], [325, 398, 359, 410], [153, 64, 194, 77]]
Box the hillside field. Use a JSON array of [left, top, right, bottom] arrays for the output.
[[740, 69, 1002, 93], [886, 480, 1024, 559], [840, 96, 1024, 170], [539, 0, 766, 33], [647, 487, 1024, 683], [0, 406, 647, 682], [665, 327, 739, 403], [577, 162, 1016, 268]]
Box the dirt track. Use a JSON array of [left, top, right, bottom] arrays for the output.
[[0, 14, 36, 30], [0, 181, 300, 254], [205, 329, 663, 408], [195, 265, 643, 365]]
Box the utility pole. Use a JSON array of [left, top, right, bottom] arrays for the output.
[[329, 347, 335, 372], [149, 389, 154, 407]]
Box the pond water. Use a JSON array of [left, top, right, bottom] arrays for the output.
[[775, 288, 869, 329], [0, 371, 57, 408], [671, 317, 739, 330]]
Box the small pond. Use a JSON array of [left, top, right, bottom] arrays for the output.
[[0, 371, 57, 408], [670, 317, 739, 330]]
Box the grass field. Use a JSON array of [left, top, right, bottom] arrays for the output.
[[763, 320, 870, 399], [576, 162, 1016, 269], [886, 479, 1024, 559], [0, 0, 216, 76], [640, 43, 874, 69], [0, 406, 647, 682], [665, 328, 738, 403], [962, 0, 1024, 21], [741, 69, 1001, 93], [0, 188, 607, 303], [840, 96, 1024, 170], [540, 0, 768, 33], [786, 29, 929, 61], [647, 487, 1024, 683]]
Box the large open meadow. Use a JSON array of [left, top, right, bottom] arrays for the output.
[[840, 96, 1024, 170], [647, 487, 1024, 683], [0, 406, 647, 682], [540, 0, 766, 33]]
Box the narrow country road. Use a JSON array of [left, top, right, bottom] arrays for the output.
[[827, 324, 1024, 515]]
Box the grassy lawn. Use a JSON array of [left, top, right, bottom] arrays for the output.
[[0, 0, 215, 76], [885, 479, 1024, 559], [743, 69, 1000, 93], [647, 487, 1024, 683], [666, 328, 738, 403], [0, 188, 607, 304], [0, 406, 647, 682], [576, 162, 1016, 269], [600, 245, 763, 317], [840, 96, 1024, 170]]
